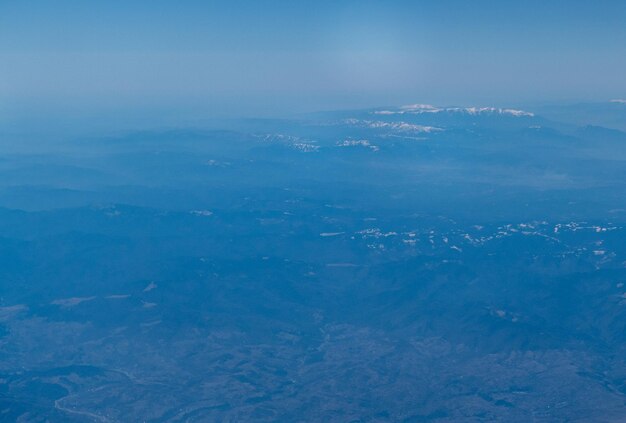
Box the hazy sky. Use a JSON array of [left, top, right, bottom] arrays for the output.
[[1, 0, 626, 127]]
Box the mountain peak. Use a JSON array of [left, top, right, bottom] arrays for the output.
[[374, 104, 534, 117]]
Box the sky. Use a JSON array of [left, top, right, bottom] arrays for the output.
[[1, 0, 626, 130]]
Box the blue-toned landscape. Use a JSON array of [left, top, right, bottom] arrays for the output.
[[2, 1, 626, 421], [2, 101, 626, 421]]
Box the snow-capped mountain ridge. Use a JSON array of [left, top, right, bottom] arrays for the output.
[[374, 104, 534, 117], [342, 118, 443, 133]]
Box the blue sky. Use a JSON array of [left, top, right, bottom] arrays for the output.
[[1, 0, 626, 126]]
